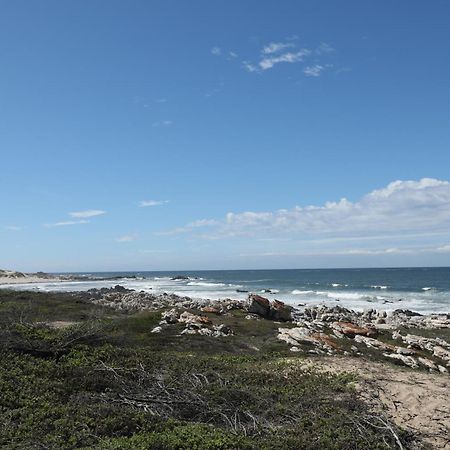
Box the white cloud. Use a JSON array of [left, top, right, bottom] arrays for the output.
[[69, 210, 106, 218], [152, 120, 173, 127], [139, 200, 169, 207], [259, 49, 311, 70], [262, 41, 295, 54], [229, 51, 238, 58], [303, 64, 325, 77], [243, 61, 258, 72], [156, 218, 217, 236], [436, 244, 450, 253], [239, 247, 419, 258], [239, 39, 336, 74], [164, 179, 450, 243], [45, 220, 89, 228], [315, 42, 334, 54], [4, 225, 23, 231], [187, 219, 219, 227], [116, 234, 138, 243], [211, 46, 222, 56]]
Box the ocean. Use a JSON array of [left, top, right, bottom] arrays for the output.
[[3, 267, 450, 314]]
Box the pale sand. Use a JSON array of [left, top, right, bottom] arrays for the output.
[[0, 275, 62, 286], [295, 357, 450, 449]]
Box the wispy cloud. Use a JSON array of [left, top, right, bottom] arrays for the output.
[[69, 210, 106, 218], [239, 246, 429, 258], [45, 220, 89, 228], [116, 233, 138, 243], [262, 41, 295, 54], [303, 64, 326, 77], [315, 42, 334, 54], [152, 120, 173, 127], [4, 225, 23, 231], [139, 200, 169, 207], [156, 218, 218, 236], [214, 38, 335, 76], [243, 61, 258, 72], [45, 209, 105, 228], [259, 49, 311, 70]]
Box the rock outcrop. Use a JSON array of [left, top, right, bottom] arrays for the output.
[[247, 294, 292, 321]]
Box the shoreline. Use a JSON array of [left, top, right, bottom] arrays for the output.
[[2, 268, 450, 315]]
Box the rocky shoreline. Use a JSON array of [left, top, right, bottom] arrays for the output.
[[82, 285, 450, 375]]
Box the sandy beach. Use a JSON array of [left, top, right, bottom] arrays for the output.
[[0, 270, 61, 286]]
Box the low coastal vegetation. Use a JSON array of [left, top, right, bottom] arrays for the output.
[[0, 288, 440, 449]]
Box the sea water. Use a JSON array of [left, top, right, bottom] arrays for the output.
[[3, 267, 450, 314]]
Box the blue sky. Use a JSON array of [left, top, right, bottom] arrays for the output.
[[1, 0, 450, 272]]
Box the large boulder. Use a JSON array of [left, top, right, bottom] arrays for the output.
[[270, 300, 293, 322], [248, 294, 271, 318], [248, 295, 293, 321]]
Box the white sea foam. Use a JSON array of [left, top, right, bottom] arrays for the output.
[[331, 292, 367, 300], [2, 272, 449, 315], [187, 281, 227, 287]]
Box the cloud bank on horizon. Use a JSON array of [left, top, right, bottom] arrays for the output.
[[4, 178, 450, 268], [163, 178, 450, 257]]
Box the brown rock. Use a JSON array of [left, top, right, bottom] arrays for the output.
[[201, 306, 221, 314], [310, 332, 341, 351], [248, 294, 271, 318], [270, 300, 293, 322], [197, 315, 213, 325], [179, 311, 212, 325], [333, 321, 378, 338]]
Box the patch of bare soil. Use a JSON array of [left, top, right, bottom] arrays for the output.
[[302, 356, 450, 449]]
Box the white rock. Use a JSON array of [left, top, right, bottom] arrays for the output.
[[417, 357, 438, 370], [384, 353, 419, 368]]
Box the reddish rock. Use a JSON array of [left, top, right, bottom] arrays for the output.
[[248, 294, 271, 318], [270, 300, 293, 322], [201, 306, 221, 314], [311, 333, 342, 351], [179, 311, 212, 325], [197, 315, 213, 325], [332, 321, 378, 338]]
